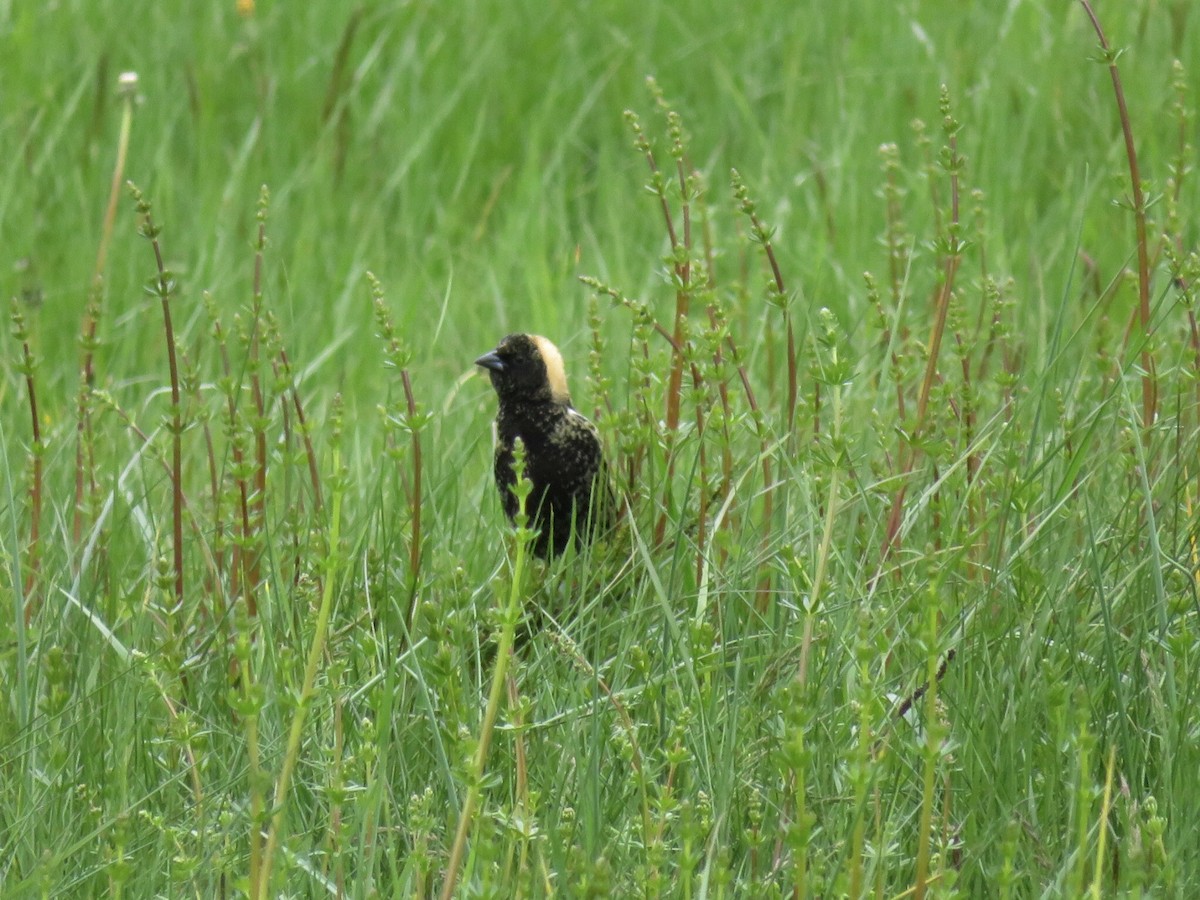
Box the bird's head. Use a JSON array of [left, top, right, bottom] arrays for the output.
[[475, 333, 571, 407]]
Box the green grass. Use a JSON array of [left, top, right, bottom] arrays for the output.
[[3, 0, 1200, 896]]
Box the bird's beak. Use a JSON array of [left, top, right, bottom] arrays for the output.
[[475, 349, 504, 372]]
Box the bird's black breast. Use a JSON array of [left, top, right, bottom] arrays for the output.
[[493, 402, 610, 558]]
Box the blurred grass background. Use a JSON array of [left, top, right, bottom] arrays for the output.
[[3, 0, 1199, 895], [10, 1, 1191, 388]]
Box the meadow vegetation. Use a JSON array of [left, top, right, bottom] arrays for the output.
[[2, 1, 1199, 895]]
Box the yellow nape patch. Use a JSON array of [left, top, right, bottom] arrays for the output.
[[532, 335, 571, 403]]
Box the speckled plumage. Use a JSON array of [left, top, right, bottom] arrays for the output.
[[476, 333, 613, 558]]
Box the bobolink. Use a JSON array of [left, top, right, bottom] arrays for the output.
[[476, 333, 613, 559]]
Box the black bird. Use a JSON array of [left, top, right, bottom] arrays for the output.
[[476, 333, 613, 559]]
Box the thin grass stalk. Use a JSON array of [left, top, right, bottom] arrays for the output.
[[129, 184, 185, 612], [796, 461, 840, 693], [273, 348, 323, 590], [731, 169, 799, 441], [279, 347, 325, 512], [1126, 396, 1179, 794], [954, 331, 978, 536], [879, 143, 909, 333], [588, 293, 613, 422], [705, 307, 734, 504], [320, 10, 363, 125], [74, 72, 137, 542], [367, 272, 421, 617], [913, 585, 944, 900], [86, 391, 229, 617], [974, 275, 1004, 412], [1188, 312, 1200, 418], [549, 627, 654, 873], [1077, 0, 1156, 428], [273, 374, 303, 587], [1070, 710, 1095, 895], [625, 97, 691, 544], [320, 8, 363, 180], [213, 318, 255, 611], [1163, 61, 1198, 424], [720, 328, 774, 558], [1163, 60, 1191, 262], [198, 297, 227, 586], [847, 676, 870, 898], [629, 329, 652, 488], [401, 368, 423, 597], [794, 741, 811, 900], [578, 276, 670, 532], [916, 119, 943, 236], [666, 112, 692, 444], [879, 93, 963, 570], [690, 362, 709, 588], [237, 606, 264, 893], [914, 164, 960, 424], [329, 677, 346, 897], [1090, 745, 1118, 899], [246, 198, 270, 613], [440, 441, 534, 900], [11, 304, 42, 622], [624, 110, 680, 410], [730, 170, 792, 607], [255, 398, 346, 899], [873, 783, 887, 898], [504, 673, 531, 885], [866, 269, 909, 487]]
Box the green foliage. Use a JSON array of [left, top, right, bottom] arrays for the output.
[[2, 0, 1200, 896]]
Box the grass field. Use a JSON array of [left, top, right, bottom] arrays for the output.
[[3, 1, 1199, 896]]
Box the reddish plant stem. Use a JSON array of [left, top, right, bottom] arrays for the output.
[[879, 128, 963, 571], [1078, 0, 1156, 428], [661, 169, 689, 542], [245, 217, 269, 614], [635, 132, 686, 436], [629, 110, 690, 544], [764, 238, 798, 442], [730, 172, 793, 609], [687, 360, 709, 588], [215, 325, 254, 611], [670, 155, 692, 438], [279, 348, 324, 513], [20, 332, 43, 623], [706, 309, 734, 506], [200, 386, 224, 585], [139, 206, 186, 612]]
